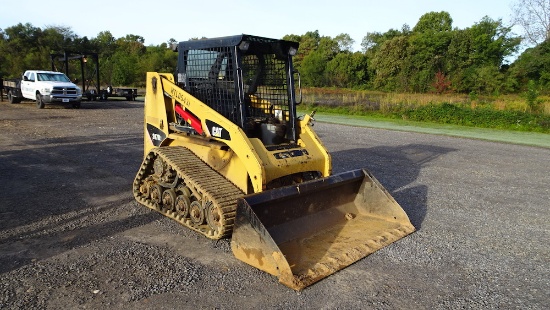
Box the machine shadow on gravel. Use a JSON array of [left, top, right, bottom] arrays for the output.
[[78, 101, 144, 110], [330, 144, 456, 229], [0, 133, 154, 274], [7, 100, 143, 110]]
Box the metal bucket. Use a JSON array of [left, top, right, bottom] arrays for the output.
[[230, 169, 415, 290]]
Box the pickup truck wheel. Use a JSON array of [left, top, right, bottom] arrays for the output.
[[36, 93, 45, 109]]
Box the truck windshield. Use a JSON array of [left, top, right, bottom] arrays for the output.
[[37, 73, 71, 82]]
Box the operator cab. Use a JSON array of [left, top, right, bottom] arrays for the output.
[[174, 35, 300, 145]]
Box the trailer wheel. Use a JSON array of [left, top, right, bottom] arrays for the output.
[[7, 91, 20, 104], [36, 93, 45, 109]]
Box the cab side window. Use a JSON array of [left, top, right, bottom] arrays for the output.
[[24, 72, 35, 82]]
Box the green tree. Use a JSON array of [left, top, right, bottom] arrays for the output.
[[334, 33, 354, 52], [509, 40, 550, 91], [0, 28, 6, 77], [368, 12, 453, 92], [93, 31, 116, 56], [473, 65, 506, 95], [116, 34, 146, 54], [325, 52, 369, 88], [446, 17, 520, 93], [370, 35, 409, 91], [110, 50, 138, 86], [91, 31, 117, 86], [286, 32, 341, 87], [361, 28, 404, 53], [88, 32, 147, 86], [283, 30, 321, 71], [0, 23, 47, 75], [41, 26, 71, 52], [0, 23, 181, 87], [300, 50, 328, 87], [139, 45, 177, 78], [412, 11, 453, 33], [361, 26, 410, 90], [405, 13, 454, 92]]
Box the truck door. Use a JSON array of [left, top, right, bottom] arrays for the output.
[[21, 71, 35, 100]]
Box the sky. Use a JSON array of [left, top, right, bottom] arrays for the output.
[[1, 0, 522, 52]]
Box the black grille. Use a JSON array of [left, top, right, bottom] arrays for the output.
[[52, 87, 77, 95]]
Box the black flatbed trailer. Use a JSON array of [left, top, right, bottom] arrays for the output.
[[98, 86, 138, 101], [1, 78, 23, 103]]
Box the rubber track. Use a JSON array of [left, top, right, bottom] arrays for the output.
[[133, 146, 244, 239]]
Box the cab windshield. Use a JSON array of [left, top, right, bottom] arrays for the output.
[[37, 73, 71, 82]]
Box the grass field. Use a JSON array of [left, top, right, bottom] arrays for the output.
[[298, 111, 550, 148], [301, 88, 550, 115], [298, 88, 550, 134]]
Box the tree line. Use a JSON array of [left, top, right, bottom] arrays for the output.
[[284, 11, 543, 95], [0, 24, 177, 89], [1, 10, 549, 95]]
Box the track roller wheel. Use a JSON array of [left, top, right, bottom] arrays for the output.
[[205, 201, 223, 234], [150, 184, 164, 206], [139, 181, 151, 198], [189, 201, 205, 225], [153, 157, 165, 177], [162, 189, 177, 211], [175, 195, 191, 218], [177, 184, 192, 197]]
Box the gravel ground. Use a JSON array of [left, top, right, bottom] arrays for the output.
[[0, 100, 548, 309]]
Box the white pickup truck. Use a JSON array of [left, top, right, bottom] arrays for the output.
[[14, 70, 83, 108]]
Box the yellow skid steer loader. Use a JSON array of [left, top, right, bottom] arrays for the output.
[[133, 35, 415, 290]]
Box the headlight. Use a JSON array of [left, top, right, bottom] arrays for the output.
[[289, 47, 298, 56], [41, 87, 51, 94], [239, 41, 250, 51], [76, 87, 82, 95]]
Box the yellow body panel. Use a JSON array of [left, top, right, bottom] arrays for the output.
[[163, 134, 250, 192], [143, 72, 331, 194]]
